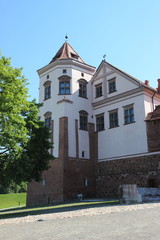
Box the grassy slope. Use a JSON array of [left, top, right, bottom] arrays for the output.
[[0, 193, 26, 209], [0, 200, 119, 220]]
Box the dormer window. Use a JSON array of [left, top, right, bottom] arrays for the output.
[[44, 81, 51, 100], [71, 53, 78, 60], [108, 78, 116, 93], [58, 75, 71, 95]]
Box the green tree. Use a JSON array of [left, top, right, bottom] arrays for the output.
[[0, 56, 53, 187]]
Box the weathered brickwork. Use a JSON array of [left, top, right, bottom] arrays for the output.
[[27, 159, 64, 206], [96, 154, 160, 198], [27, 118, 97, 206], [147, 120, 160, 152]]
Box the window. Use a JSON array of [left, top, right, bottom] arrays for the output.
[[82, 151, 85, 158], [96, 113, 105, 131], [44, 112, 52, 129], [47, 74, 49, 79], [71, 53, 78, 60], [63, 69, 67, 74], [44, 81, 51, 100], [84, 178, 88, 187], [79, 79, 87, 98], [81, 73, 84, 77], [124, 105, 134, 124], [95, 83, 102, 98], [109, 109, 119, 128], [58, 75, 71, 95], [79, 110, 88, 130], [108, 78, 116, 93]]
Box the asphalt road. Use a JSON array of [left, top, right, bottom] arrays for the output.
[[0, 205, 160, 240]]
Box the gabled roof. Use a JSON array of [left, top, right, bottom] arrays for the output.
[[49, 42, 85, 64], [92, 60, 158, 93]]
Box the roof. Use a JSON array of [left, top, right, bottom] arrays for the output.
[[49, 42, 85, 64], [93, 60, 158, 93]]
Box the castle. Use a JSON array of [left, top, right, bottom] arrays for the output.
[[27, 41, 160, 205]]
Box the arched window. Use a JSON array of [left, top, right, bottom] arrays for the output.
[[44, 112, 52, 129], [58, 75, 71, 95], [43, 81, 51, 100], [78, 79, 88, 98], [79, 110, 88, 130]]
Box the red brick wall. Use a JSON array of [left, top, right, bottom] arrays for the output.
[[146, 119, 160, 152], [63, 157, 96, 200], [27, 118, 97, 206], [27, 159, 64, 206]]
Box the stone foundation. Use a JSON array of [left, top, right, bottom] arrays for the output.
[[96, 153, 160, 199]]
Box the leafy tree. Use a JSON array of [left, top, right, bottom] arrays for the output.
[[0, 56, 53, 187]]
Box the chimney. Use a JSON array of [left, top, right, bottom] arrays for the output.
[[145, 80, 149, 86], [157, 79, 160, 93]]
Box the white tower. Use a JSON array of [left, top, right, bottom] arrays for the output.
[[27, 41, 97, 205]]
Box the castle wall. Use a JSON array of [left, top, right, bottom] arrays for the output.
[[26, 159, 64, 206], [96, 153, 160, 199]]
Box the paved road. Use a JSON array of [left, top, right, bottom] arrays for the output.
[[1, 204, 160, 240]]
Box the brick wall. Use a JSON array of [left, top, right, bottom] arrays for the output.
[[96, 154, 160, 198], [27, 118, 97, 206], [26, 159, 64, 206], [147, 119, 160, 152]]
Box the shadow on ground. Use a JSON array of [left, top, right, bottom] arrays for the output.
[[0, 200, 119, 220]]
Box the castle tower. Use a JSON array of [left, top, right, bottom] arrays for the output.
[[27, 41, 97, 205]]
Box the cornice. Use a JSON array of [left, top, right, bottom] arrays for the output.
[[37, 59, 95, 76], [92, 87, 143, 108]]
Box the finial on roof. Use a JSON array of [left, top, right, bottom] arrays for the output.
[[103, 54, 106, 61], [65, 34, 68, 42]]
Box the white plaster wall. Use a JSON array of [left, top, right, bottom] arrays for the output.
[[144, 93, 160, 115], [39, 62, 94, 159], [65, 67, 93, 159], [92, 68, 138, 104], [94, 93, 148, 159], [144, 94, 154, 116]]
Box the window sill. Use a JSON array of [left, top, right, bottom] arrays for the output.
[[109, 125, 119, 129], [95, 95, 103, 99], [78, 95, 88, 99], [124, 121, 135, 125], [96, 129, 105, 132], [108, 90, 117, 94], [58, 94, 71, 95], [79, 128, 88, 131], [44, 97, 51, 101]]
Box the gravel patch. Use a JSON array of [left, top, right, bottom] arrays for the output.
[[1, 202, 160, 226]]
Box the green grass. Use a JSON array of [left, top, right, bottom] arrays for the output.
[[0, 193, 26, 209], [0, 200, 119, 220]]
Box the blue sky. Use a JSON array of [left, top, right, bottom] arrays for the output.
[[1, 0, 160, 101]]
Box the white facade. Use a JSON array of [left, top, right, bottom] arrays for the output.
[[38, 47, 95, 159], [38, 42, 160, 161]]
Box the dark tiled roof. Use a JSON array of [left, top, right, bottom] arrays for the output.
[[49, 42, 85, 64]]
